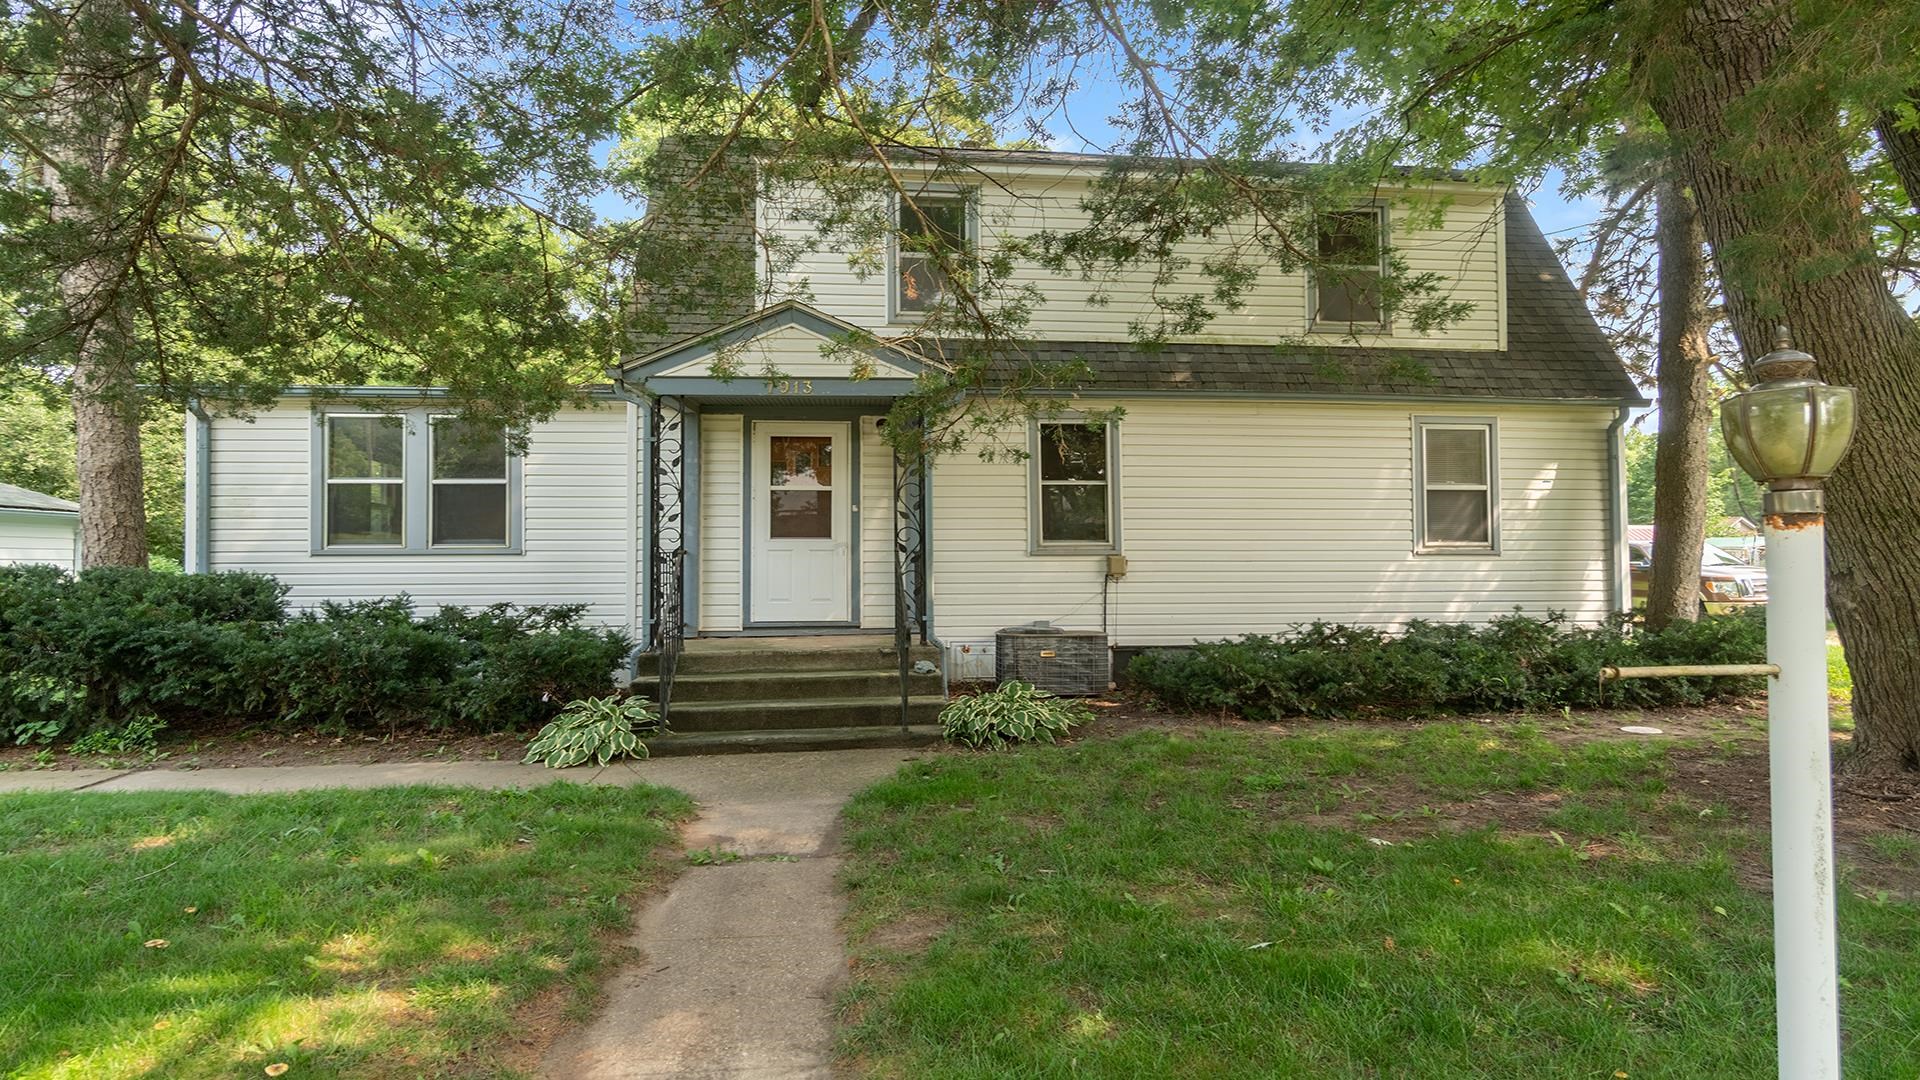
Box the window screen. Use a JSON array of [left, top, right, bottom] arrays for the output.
[[1419, 422, 1494, 548], [430, 417, 509, 546], [1314, 207, 1386, 325], [1035, 422, 1112, 546]]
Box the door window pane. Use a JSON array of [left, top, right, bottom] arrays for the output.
[[327, 483, 404, 545], [770, 436, 832, 488], [770, 490, 832, 539], [328, 416, 404, 478]]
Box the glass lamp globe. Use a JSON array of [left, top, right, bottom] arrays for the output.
[[1717, 328, 1857, 491]]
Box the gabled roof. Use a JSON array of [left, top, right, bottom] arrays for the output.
[[620, 300, 936, 381], [0, 482, 79, 514]]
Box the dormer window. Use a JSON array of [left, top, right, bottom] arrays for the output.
[[1312, 207, 1388, 328], [893, 191, 971, 318]]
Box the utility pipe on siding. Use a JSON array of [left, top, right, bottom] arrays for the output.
[[1605, 405, 1632, 615]]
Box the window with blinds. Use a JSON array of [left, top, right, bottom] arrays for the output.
[[1416, 420, 1497, 551]]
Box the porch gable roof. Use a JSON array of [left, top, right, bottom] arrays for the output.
[[620, 301, 936, 395]]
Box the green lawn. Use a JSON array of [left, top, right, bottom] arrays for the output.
[[0, 783, 692, 1079], [837, 726, 1920, 1078]]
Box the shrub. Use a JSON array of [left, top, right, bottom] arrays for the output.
[[524, 696, 663, 768], [0, 567, 633, 739], [0, 566, 284, 735], [1129, 610, 1766, 721], [940, 681, 1091, 749]]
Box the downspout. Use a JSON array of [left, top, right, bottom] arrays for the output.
[[1606, 404, 1632, 617], [185, 398, 211, 574], [607, 372, 654, 682]]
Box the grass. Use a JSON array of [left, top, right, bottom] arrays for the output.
[[837, 726, 1920, 1078], [1829, 642, 1854, 728], [0, 783, 692, 1079]]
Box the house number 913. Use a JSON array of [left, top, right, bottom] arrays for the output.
[[769, 379, 815, 395]]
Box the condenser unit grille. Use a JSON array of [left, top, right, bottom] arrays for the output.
[[995, 623, 1108, 695]]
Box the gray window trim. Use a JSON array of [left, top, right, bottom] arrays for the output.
[[1028, 416, 1121, 556], [888, 186, 977, 324], [1306, 202, 1392, 335], [309, 406, 524, 555], [1412, 415, 1500, 555]]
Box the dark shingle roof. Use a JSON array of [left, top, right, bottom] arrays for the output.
[[0, 482, 79, 513], [940, 194, 1643, 404]]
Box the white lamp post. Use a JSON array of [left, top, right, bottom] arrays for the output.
[[1719, 327, 1858, 1080]]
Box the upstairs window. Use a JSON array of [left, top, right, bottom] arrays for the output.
[[1313, 207, 1388, 327], [430, 417, 510, 547], [893, 192, 971, 317], [1415, 418, 1498, 553], [324, 415, 406, 546], [312, 407, 521, 554], [1030, 420, 1119, 553]]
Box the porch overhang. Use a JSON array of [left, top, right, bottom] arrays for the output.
[[616, 300, 936, 404]]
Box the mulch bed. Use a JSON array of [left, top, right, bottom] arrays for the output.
[[0, 718, 532, 772]]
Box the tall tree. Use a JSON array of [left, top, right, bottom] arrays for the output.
[[1644, 175, 1717, 628], [2, 0, 632, 565]]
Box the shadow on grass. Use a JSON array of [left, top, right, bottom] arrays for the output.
[[1, 782, 692, 1079]]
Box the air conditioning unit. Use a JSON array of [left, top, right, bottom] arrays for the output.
[[995, 622, 1109, 696]]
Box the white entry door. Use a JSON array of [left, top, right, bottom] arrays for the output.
[[749, 421, 853, 623]]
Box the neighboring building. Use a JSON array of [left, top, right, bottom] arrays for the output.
[[0, 483, 81, 572], [185, 148, 1642, 734]]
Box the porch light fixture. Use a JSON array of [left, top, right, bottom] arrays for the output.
[[1718, 327, 1857, 515], [1717, 325, 1858, 1080]]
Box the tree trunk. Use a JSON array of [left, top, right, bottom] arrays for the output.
[[44, 0, 149, 568], [1644, 176, 1716, 630], [1648, 0, 1920, 772], [1875, 91, 1920, 215]]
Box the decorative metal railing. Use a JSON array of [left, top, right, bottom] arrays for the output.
[[893, 448, 929, 730], [649, 399, 687, 723]]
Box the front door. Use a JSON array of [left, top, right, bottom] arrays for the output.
[[749, 421, 853, 624]]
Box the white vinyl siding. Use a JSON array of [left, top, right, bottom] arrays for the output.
[[0, 512, 80, 572], [860, 416, 897, 629], [929, 399, 1614, 679], [759, 174, 1503, 349], [698, 413, 745, 632], [205, 401, 632, 626]]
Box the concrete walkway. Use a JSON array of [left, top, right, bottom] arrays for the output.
[[0, 750, 924, 1079]]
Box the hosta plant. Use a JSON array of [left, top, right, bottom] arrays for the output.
[[940, 681, 1091, 749], [524, 695, 664, 768]]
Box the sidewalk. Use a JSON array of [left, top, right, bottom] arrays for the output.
[[0, 749, 923, 1079]]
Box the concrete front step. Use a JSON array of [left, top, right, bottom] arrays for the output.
[[635, 668, 944, 704], [665, 695, 947, 733], [636, 639, 942, 676], [642, 725, 944, 756]]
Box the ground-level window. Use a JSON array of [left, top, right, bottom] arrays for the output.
[[1415, 418, 1498, 553], [313, 407, 520, 554], [1031, 420, 1118, 553], [324, 415, 406, 546], [430, 417, 510, 546]]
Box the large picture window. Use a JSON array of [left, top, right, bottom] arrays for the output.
[[893, 191, 971, 317], [312, 406, 521, 554], [1312, 207, 1388, 327], [1031, 420, 1118, 553], [1415, 418, 1499, 553]]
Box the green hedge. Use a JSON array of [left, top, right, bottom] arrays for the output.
[[0, 566, 631, 741], [1127, 611, 1766, 721]]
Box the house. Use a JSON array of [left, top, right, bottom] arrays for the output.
[[183, 148, 1642, 739], [0, 483, 81, 572]]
